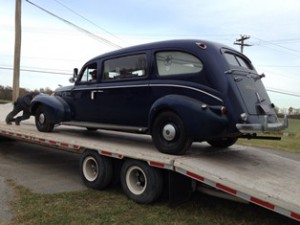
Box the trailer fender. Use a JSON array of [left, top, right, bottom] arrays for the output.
[[31, 95, 72, 124], [149, 95, 228, 138]]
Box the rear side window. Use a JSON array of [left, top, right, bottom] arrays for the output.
[[224, 53, 252, 69], [103, 54, 147, 81], [156, 51, 203, 76]]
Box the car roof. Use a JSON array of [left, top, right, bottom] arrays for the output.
[[88, 39, 237, 62]]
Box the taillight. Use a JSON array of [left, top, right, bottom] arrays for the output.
[[205, 105, 227, 115], [220, 106, 227, 115]]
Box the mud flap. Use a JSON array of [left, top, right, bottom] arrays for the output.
[[168, 171, 193, 205]]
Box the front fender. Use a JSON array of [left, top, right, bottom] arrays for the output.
[[30, 94, 72, 123], [149, 95, 228, 138]]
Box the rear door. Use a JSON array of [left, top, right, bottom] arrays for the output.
[[224, 52, 275, 115]]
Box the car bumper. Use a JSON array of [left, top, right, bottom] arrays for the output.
[[236, 115, 288, 133]]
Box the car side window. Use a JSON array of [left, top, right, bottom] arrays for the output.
[[224, 53, 252, 70], [78, 63, 97, 83], [156, 51, 203, 76], [103, 54, 147, 81]]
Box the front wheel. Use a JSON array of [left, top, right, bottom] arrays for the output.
[[120, 159, 163, 204], [35, 106, 54, 132], [152, 111, 192, 155]]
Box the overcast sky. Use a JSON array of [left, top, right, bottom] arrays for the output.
[[1, 0, 300, 108]]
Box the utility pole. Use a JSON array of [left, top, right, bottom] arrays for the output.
[[13, 0, 22, 101], [234, 35, 251, 53]]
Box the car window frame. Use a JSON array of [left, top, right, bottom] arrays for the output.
[[154, 50, 204, 77], [76, 62, 98, 85], [222, 49, 254, 70], [101, 53, 149, 83]]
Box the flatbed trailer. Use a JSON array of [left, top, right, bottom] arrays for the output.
[[0, 120, 299, 222]]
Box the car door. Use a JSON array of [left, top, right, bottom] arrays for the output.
[[91, 54, 151, 127], [70, 62, 99, 122]]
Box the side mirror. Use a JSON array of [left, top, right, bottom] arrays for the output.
[[73, 68, 78, 77], [69, 68, 79, 83]]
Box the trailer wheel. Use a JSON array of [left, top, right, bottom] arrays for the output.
[[207, 137, 237, 148], [120, 159, 163, 204], [152, 111, 192, 155], [80, 151, 113, 190], [35, 106, 54, 132]]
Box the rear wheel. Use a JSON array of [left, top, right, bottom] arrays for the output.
[[207, 137, 237, 148], [80, 150, 113, 190], [120, 159, 163, 204], [152, 111, 192, 155], [35, 106, 54, 132]]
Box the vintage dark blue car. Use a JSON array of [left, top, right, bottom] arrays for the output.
[[31, 40, 288, 155]]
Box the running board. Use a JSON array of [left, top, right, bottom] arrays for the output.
[[62, 121, 148, 134]]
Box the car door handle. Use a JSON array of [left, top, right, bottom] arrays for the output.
[[91, 90, 103, 100]]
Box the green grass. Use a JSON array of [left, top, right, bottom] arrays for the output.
[[287, 118, 300, 134], [238, 118, 300, 153], [8, 182, 297, 225]]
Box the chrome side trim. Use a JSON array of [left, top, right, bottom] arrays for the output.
[[150, 84, 223, 102], [71, 83, 223, 103], [71, 84, 148, 92]]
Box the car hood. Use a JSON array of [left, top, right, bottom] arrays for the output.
[[55, 85, 74, 92]]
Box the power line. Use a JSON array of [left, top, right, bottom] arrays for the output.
[[0, 66, 72, 75], [266, 88, 300, 98], [2, 66, 299, 97], [257, 65, 300, 68], [268, 38, 300, 44], [25, 0, 122, 49], [252, 36, 300, 55], [52, 0, 124, 43]]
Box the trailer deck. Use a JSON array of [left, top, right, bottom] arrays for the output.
[[0, 107, 299, 222]]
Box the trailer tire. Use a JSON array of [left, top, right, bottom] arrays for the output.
[[120, 159, 163, 204], [152, 111, 192, 155], [35, 106, 54, 132], [80, 151, 113, 190]]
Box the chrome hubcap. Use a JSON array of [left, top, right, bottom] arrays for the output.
[[38, 113, 45, 124], [162, 124, 176, 141], [126, 166, 146, 195], [83, 157, 98, 182]]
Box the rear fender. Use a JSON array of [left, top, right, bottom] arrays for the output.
[[30, 95, 72, 123], [149, 95, 228, 138]]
